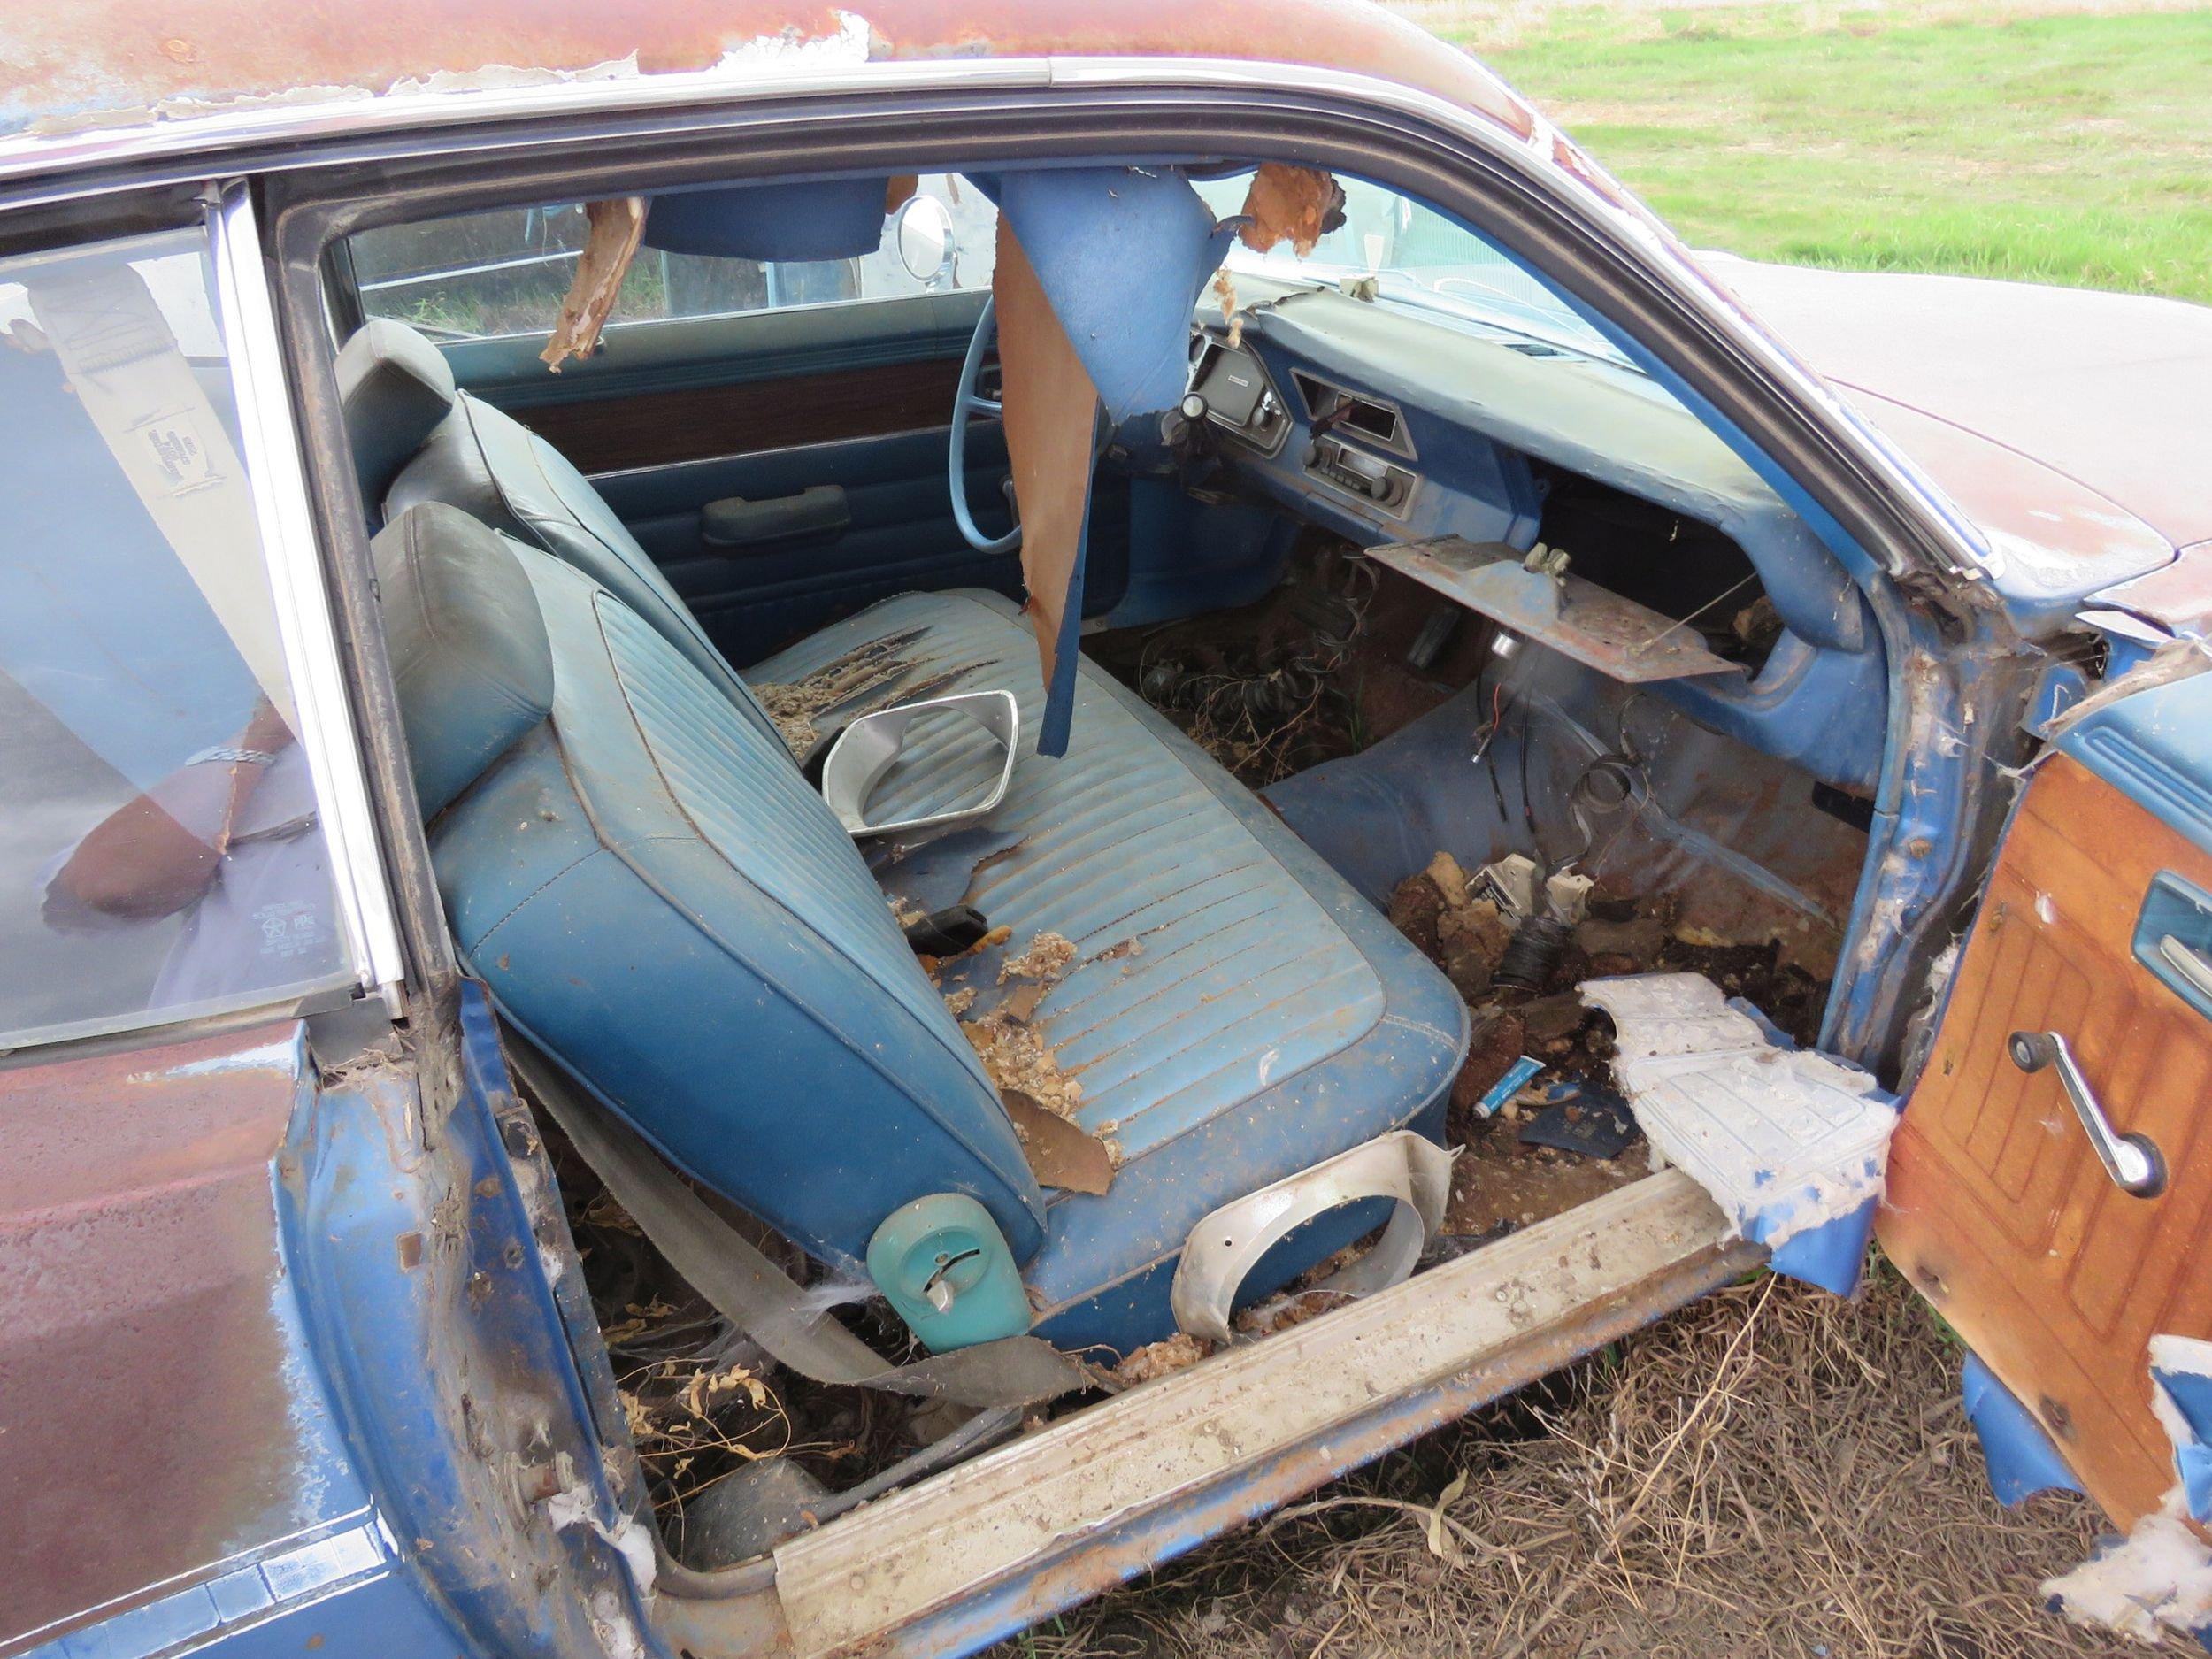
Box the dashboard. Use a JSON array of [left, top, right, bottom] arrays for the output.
[[1175, 276, 1889, 792]]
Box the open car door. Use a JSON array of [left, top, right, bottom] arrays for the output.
[[1880, 664, 2212, 1525]]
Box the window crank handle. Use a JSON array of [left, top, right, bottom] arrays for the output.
[[2007, 1030, 2166, 1198]]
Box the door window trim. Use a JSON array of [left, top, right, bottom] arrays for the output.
[[208, 179, 405, 1012]]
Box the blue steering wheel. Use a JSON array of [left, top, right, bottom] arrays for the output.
[[949, 297, 1020, 556]]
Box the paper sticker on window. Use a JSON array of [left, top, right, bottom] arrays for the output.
[[136, 407, 219, 494]]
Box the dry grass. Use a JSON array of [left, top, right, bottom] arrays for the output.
[[1002, 1264, 2131, 1657], [1384, 0, 2207, 55]]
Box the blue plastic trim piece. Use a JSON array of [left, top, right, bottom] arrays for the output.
[[2152, 1350, 2212, 1525], [1764, 1199, 1877, 1297], [1962, 1351, 2085, 1507], [2058, 669, 2212, 855], [2135, 872, 2212, 1023], [1038, 480, 1091, 757]]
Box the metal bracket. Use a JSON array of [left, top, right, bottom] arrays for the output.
[[1169, 1131, 1455, 1344], [2008, 1029, 2167, 1198]]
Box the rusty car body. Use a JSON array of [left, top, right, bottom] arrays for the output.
[[2, 2, 2208, 1654]]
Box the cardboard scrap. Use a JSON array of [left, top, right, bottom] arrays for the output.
[[991, 219, 1099, 741], [1002, 1087, 1114, 1195]]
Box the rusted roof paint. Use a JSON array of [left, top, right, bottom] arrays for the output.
[[0, 0, 1537, 143]]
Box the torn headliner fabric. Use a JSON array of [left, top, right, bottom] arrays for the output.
[[984, 166, 1235, 426], [990, 218, 1096, 758]]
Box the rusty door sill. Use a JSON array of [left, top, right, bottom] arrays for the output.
[[681, 1170, 1753, 1659]]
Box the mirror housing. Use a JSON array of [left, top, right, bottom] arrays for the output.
[[820, 689, 1018, 841], [892, 193, 957, 288]]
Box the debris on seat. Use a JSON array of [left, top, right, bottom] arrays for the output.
[[751, 629, 927, 757], [1002, 1087, 1114, 1195], [936, 931, 1108, 1164], [1000, 929, 1075, 984]]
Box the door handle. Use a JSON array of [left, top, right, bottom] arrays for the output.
[[2008, 1030, 2167, 1198], [2158, 934, 2212, 1002]]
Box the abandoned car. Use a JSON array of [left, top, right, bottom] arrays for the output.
[[4, 1, 2210, 1654]]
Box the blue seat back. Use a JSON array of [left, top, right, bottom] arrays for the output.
[[372, 503, 1045, 1272]]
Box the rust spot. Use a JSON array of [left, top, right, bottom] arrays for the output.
[[396, 1229, 426, 1270], [0, 0, 1541, 168], [0, 1021, 307, 1645]]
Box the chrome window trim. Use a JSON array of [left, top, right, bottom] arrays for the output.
[[207, 180, 406, 1010]]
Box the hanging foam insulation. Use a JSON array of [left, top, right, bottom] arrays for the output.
[[541, 197, 647, 371]]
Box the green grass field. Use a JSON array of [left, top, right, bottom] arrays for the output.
[[1392, 1, 2212, 303]]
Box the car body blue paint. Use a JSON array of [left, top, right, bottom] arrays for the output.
[[280, 987, 654, 1659]]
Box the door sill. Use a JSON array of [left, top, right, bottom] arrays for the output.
[[662, 1169, 1757, 1659]]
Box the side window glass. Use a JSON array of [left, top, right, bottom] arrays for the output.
[[0, 227, 352, 1047], [349, 173, 996, 342]]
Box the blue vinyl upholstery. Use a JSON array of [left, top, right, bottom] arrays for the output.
[[750, 592, 1468, 1349], [374, 506, 1046, 1275], [351, 319, 1471, 1354]]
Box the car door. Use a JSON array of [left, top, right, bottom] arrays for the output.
[[1879, 663, 2212, 1525], [342, 174, 1025, 664]]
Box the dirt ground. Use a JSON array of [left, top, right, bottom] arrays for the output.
[[995, 1265, 2134, 1657]]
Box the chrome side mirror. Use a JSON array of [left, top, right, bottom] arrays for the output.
[[820, 688, 1018, 841], [892, 194, 957, 288]]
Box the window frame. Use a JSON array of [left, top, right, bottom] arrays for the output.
[[208, 180, 407, 1013]]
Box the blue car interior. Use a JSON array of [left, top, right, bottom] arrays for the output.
[[341, 157, 1890, 1401]]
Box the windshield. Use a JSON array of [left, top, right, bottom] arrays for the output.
[[1198, 173, 1626, 364]]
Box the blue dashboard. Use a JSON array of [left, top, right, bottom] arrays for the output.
[[1179, 277, 1889, 794]]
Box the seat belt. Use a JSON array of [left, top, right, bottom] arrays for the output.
[[27, 258, 296, 729], [502, 1033, 1097, 1410]]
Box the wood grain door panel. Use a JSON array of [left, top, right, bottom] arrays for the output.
[[511, 354, 967, 475], [1880, 752, 2212, 1524]]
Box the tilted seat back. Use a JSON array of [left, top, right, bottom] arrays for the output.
[[371, 502, 1045, 1272]]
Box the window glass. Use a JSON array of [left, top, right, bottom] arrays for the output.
[[1197, 173, 1624, 362], [350, 173, 996, 342], [0, 226, 351, 1048]]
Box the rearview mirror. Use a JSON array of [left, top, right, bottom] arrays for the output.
[[820, 688, 1018, 841], [893, 194, 957, 288]]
